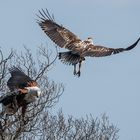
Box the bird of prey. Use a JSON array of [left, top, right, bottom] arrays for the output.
[[37, 9, 140, 77], [0, 67, 41, 117]]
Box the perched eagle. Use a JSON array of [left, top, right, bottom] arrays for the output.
[[0, 67, 41, 117], [37, 9, 140, 77]]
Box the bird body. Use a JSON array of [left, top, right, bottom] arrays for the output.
[[0, 67, 41, 116], [38, 9, 140, 76]]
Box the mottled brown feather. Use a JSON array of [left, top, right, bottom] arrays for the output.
[[38, 9, 140, 59], [37, 9, 84, 52], [83, 37, 140, 57]]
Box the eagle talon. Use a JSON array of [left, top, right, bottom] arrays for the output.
[[76, 71, 81, 77], [73, 71, 77, 75]]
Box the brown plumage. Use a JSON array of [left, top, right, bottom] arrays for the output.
[[7, 67, 38, 92], [37, 9, 140, 77], [0, 67, 41, 117]]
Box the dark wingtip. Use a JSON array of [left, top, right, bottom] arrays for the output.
[[58, 52, 61, 59], [36, 8, 55, 23], [9, 66, 18, 73], [125, 37, 140, 51], [8, 66, 24, 76]]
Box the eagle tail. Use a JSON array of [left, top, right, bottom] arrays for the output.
[[59, 51, 85, 65]]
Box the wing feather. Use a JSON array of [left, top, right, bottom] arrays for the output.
[[37, 9, 83, 51], [83, 37, 140, 57], [7, 67, 37, 91]]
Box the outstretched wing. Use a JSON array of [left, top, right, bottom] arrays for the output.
[[7, 67, 37, 91], [83, 37, 140, 57], [37, 9, 83, 52]]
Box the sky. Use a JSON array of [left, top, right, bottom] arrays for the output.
[[0, 0, 140, 139]]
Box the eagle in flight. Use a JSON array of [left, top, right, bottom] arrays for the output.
[[37, 9, 140, 77], [0, 67, 41, 117]]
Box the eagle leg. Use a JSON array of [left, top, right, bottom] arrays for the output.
[[76, 61, 82, 77], [21, 105, 27, 121], [73, 64, 77, 75], [13, 96, 18, 112]]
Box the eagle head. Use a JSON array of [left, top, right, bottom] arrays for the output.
[[22, 86, 41, 104], [26, 86, 41, 97], [87, 37, 93, 44]]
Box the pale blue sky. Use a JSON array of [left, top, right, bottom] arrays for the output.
[[0, 1, 140, 139]]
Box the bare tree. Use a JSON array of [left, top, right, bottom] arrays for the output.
[[38, 111, 119, 140], [0, 49, 13, 92], [0, 46, 63, 140], [0, 46, 119, 140]]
